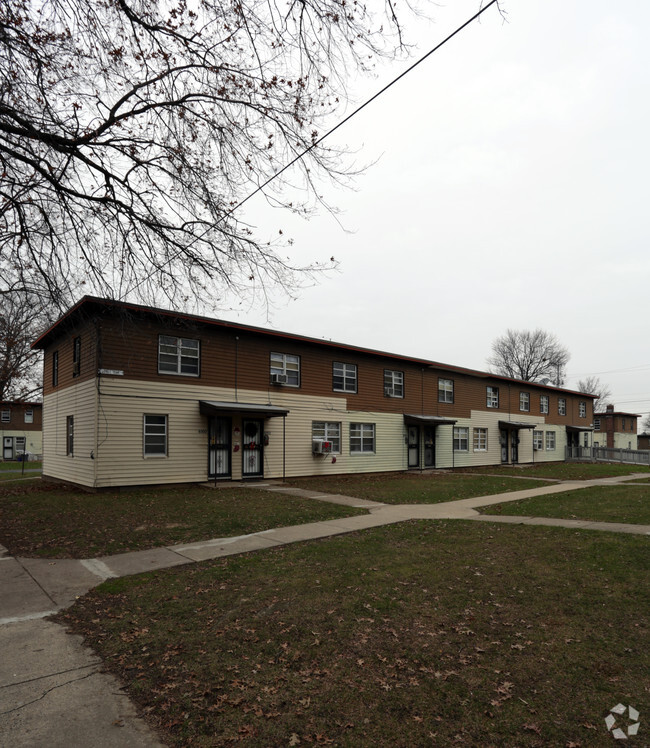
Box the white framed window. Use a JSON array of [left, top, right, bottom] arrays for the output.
[[438, 378, 454, 403], [66, 416, 74, 456], [333, 362, 357, 393], [519, 392, 530, 412], [270, 352, 300, 386], [15, 436, 26, 454], [144, 414, 168, 457], [158, 335, 200, 376], [545, 431, 556, 451], [558, 398, 566, 416], [486, 386, 499, 408], [473, 428, 487, 451], [350, 423, 375, 453], [384, 370, 404, 398], [579, 401, 586, 418], [453, 426, 469, 452], [533, 430, 544, 450], [24, 409, 33, 424], [622, 417, 626, 430], [540, 395, 549, 414], [1, 410, 10, 423], [312, 422, 341, 453], [594, 418, 601, 430]]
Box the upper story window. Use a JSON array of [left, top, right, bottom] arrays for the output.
[[72, 336, 81, 377], [540, 395, 549, 414], [438, 378, 454, 403], [486, 386, 499, 408], [24, 410, 33, 424], [594, 418, 601, 430], [579, 401, 586, 418], [270, 352, 300, 386], [159, 335, 200, 376], [52, 351, 59, 387], [384, 370, 404, 398], [622, 417, 626, 430], [333, 362, 357, 393], [558, 398, 566, 416], [1, 410, 10, 423], [519, 392, 530, 412]]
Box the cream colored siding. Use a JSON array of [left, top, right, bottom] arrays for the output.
[[612, 432, 638, 450], [42, 380, 97, 486], [0, 430, 42, 458]]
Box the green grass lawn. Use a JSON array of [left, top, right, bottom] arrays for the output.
[[479, 484, 650, 525], [0, 460, 42, 479], [57, 521, 650, 747], [0, 482, 365, 558], [284, 472, 549, 504], [466, 462, 650, 481]]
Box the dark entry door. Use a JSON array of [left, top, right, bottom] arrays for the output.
[[511, 432, 519, 463], [407, 426, 419, 468], [209, 417, 231, 478], [3, 437, 13, 460], [500, 429, 508, 463], [423, 427, 435, 467], [242, 419, 263, 477]]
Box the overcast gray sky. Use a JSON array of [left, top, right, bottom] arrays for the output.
[[221, 0, 650, 427]]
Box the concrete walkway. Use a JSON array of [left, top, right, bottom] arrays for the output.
[[1, 472, 648, 746]]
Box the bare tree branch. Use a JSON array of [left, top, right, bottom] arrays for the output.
[[1, 0, 418, 312], [577, 376, 612, 413], [487, 329, 570, 385]]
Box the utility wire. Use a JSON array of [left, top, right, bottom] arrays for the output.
[[123, 0, 500, 300]]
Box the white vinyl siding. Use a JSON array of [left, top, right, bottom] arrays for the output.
[[158, 336, 200, 376]]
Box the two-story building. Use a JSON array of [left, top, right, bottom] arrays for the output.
[[32, 297, 596, 488], [593, 405, 639, 450], [1, 401, 43, 460]]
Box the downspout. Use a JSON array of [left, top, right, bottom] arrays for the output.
[[93, 319, 101, 488], [282, 414, 286, 482], [234, 336, 239, 402]]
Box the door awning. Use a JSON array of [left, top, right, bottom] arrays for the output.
[[404, 414, 457, 426], [499, 420, 537, 430], [565, 425, 594, 432], [199, 401, 289, 418]]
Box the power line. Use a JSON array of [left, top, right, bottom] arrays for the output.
[[123, 0, 500, 300]]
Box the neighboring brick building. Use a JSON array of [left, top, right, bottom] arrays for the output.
[[32, 296, 596, 488], [0, 401, 43, 460], [592, 405, 639, 450]]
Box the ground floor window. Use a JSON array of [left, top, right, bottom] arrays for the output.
[[350, 423, 375, 454], [15, 436, 26, 455], [66, 416, 74, 456], [453, 426, 469, 452], [144, 414, 168, 457], [473, 428, 487, 451], [312, 422, 341, 453], [545, 431, 556, 451], [533, 430, 544, 450]]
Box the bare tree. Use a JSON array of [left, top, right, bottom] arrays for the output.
[[1, 0, 420, 311], [577, 376, 612, 413], [487, 329, 570, 385], [642, 413, 650, 433], [0, 292, 47, 401]]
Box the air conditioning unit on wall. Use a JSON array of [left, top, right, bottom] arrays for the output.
[[271, 373, 288, 385], [312, 439, 332, 455]]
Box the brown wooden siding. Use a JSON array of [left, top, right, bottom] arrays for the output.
[[0, 402, 42, 431], [41, 312, 593, 424]]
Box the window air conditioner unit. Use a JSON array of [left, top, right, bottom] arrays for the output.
[[385, 387, 394, 397], [312, 439, 332, 455], [271, 373, 288, 385]]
